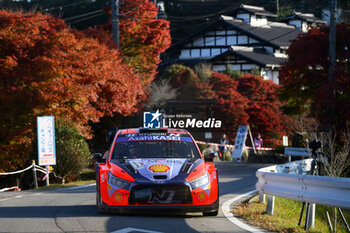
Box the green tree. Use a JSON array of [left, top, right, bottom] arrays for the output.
[[55, 121, 90, 184]]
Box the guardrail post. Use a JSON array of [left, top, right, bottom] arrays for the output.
[[32, 160, 38, 189], [306, 203, 316, 229], [266, 195, 275, 215], [259, 193, 265, 203]]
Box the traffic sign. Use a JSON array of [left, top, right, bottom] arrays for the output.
[[37, 116, 56, 166]]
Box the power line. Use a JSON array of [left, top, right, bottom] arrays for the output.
[[69, 12, 107, 24], [119, 0, 145, 16], [64, 9, 104, 21], [44, 0, 93, 12]]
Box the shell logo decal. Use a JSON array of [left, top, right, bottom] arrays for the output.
[[148, 164, 170, 173]]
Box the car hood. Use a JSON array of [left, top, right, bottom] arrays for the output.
[[127, 158, 187, 182]]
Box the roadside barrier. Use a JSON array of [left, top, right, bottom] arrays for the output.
[[0, 186, 21, 192], [256, 159, 350, 229], [256, 159, 350, 209], [0, 161, 60, 191], [0, 164, 34, 176], [195, 140, 273, 151]]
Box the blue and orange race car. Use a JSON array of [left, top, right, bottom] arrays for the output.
[[93, 128, 219, 216]]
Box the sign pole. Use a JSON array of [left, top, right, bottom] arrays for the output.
[[46, 166, 50, 186], [248, 126, 257, 154], [32, 160, 38, 189]]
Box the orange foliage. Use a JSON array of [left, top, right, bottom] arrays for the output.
[[85, 0, 171, 87], [0, 10, 143, 171]]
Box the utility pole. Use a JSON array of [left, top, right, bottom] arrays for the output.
[[111, 0, 120, 46], [276, 0, 279, 16], [328, 0, 336, 127]]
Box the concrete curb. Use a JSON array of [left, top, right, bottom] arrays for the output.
[[222, 190, 266, 233]]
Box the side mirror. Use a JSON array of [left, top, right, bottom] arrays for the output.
[[204, 152, 215, 162], [92, 153, 106, 164], [106, 127, 118, 147], [92, 153, 103, 160]]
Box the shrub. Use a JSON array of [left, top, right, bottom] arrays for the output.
[[197, 143, 208, 153], [194, 63, 212, 82], [55, 121, 90, 184]]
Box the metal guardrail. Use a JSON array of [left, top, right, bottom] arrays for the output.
[[256, 159, 350, 210], [284, 147, 312, 162], [284, 147, 312, 157]]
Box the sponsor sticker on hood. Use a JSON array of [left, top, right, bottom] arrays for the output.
[[148, 164, 170, 173], [127, 158, 187, 181]]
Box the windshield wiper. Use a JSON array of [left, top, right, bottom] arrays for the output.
[[113, 157, 126, 163], [187, 157, 199, 163]]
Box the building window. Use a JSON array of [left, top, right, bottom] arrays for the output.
[[216, 36, 226, 46], [227, 36, 237, 45], [191, 49, 200, 57], [211, 48, 221, 56], [205, 37, 215, 46], [180, 49, 190, 58], [238, 35, 248, 44], [193, 37, 204, 46], [201, 49, 210, 57]]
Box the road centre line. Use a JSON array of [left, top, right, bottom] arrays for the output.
[[222, 190, 265, 233]]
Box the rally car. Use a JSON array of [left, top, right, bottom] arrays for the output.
[[93, 128, 219, 216]]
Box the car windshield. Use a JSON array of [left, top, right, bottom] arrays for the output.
[[111, 140, 200, 160]]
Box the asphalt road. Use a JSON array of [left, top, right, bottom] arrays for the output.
[[0, 162, 266, 233]]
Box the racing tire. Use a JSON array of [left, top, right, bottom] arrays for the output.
[[203, 210, 218, 216], [203, 170, 219, 216], [96, 182, 108, 214]]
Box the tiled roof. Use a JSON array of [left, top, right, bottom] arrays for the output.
[[166, 15, 302, 53], [212, 46, 287, 67], [231, 4, 277, 17], [221, 15, 302, 48], [158, 58, 210, 70], [282, 12, 326, 24]]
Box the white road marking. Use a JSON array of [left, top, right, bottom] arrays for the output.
[[111, 227, 163, 233], [55, 183, 96, 191], [222, 190, 265, 233]]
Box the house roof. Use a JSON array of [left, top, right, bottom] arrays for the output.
[[230, 4, 277, 17], [221, 15, 301, 48], [282, 12, 326, 24], [166, 15, 302, 53], [160, 46, 286, 70], [211, 46, 287, 68], [158, 58, 210, 70]]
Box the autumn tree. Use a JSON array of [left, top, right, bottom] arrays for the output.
[[84, 0, 171, 88], [158, 65, 289, 144], [279, 24, 350, 127], [159, 64, 216, 99], [237, 74, 290, 142], [210, 72, 249, 138], [0, 10, 143, 172]]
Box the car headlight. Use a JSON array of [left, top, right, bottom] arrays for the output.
[[108, 172, 132, 190], [189, 172, 210, 189]]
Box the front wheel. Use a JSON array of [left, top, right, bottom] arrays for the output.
[[96, 182, 108, 214]]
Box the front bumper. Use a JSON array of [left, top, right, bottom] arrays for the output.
[[98, 198, 219, 214]]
